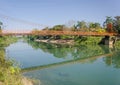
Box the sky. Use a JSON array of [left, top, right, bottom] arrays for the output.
[[0, 0, 120, 30]]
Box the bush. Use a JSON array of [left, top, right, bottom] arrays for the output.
[[74, 36, 102, 45], [96, 28, 106, 33], [0, 58, 22, 85]]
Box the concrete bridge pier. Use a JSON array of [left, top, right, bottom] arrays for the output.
[[99, 36, 116, 46]]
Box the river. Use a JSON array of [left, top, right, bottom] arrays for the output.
[[5, 39, 120, 85]]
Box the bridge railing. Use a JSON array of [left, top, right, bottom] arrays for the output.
[[0, 30, 118, 36], [31, 30, 117, 36]]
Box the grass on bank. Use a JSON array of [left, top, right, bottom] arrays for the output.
[[0, 36, 22, 85]]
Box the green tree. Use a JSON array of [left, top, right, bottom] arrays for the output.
[[42, 27, 49, 30], [89, 22, 101, 32], [103, 16, 114, 32], [113, 16, 120, 33], [76, 21, 87, 29], [94, 23, 101, 28], [103, 16, 113, 27], [75, 21, 88, 31], [89, 22, 95, 28], [52, 25, 64, 31], [89, 22, 101, 28]]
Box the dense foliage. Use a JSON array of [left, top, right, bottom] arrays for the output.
[[0, 36, 22, 85]]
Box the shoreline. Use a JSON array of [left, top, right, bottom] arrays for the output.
[[0, 77, 40, 85], [35, 39, 74, 45], [22, 77, 34, 85]]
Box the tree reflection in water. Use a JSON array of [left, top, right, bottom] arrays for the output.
[[26, 40, 120, 69], [104, 51, 120, 68]]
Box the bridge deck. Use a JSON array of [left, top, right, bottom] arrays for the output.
[[0, 30, 118, 36]]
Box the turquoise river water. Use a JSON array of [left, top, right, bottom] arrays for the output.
[[5, 40, 120, 85]]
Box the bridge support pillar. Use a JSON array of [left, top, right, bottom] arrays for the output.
[[99, 36, 116, 46], [104, 36, 112, 45]]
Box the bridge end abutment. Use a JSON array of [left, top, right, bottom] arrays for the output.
[[99, 36, 116, 46]]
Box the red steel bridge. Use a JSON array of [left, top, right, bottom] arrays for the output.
[[0, 30, 119, 36], [0, 13, 119, 36]]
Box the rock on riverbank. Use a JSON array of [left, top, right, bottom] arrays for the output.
[[35, 39, 74, 45]]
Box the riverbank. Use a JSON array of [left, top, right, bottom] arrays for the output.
[[22, 77, 38, 85], [34, 36, 102, 45], [0, 36, 37, 85], [35, 39, 75, 45], [0, 77, 38, 85]]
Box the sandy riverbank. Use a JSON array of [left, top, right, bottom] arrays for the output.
[[22, 77, 34, 85], [0, 77, 40, 85], [0, 82, 2, 85]]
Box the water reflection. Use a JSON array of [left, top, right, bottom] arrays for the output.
[[23, 41, 120, 85], [104, 51, 120, 68], [27, 41, 111, 59], [22, 40, 120, 71]]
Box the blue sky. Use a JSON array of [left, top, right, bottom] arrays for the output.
[[0, 0, 120, 30]]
